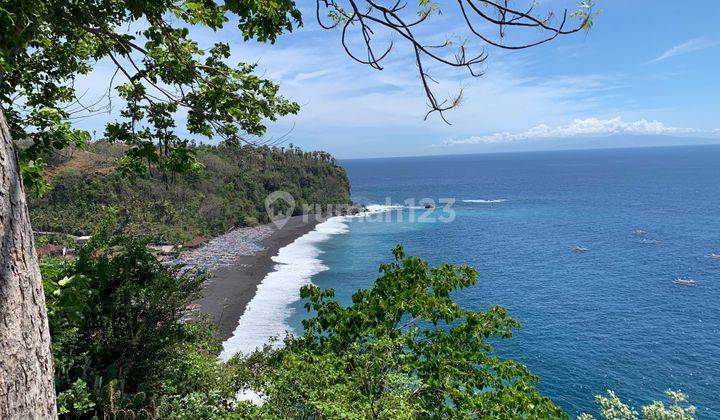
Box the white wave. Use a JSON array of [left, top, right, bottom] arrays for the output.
[[220, 216, 349, 360], [363, 204, 404, 213], [342, 204, 405, 219], [462, 199, 507, 203]]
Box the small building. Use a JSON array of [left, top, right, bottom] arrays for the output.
[[147, 244, 176, 255], [183, 236, 208, 249]]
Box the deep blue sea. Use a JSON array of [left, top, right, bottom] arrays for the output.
[[283, 146, 720, 417]]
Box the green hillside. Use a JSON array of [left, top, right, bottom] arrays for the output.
[[29, 142, 351, 243]]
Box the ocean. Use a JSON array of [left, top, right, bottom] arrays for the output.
[[225, 145, 720, 417]]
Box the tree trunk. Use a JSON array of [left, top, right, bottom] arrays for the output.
[[0, 107, 57, 418]]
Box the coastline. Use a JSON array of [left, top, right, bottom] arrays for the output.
[[195, 215, 320, 341], [218, 215, 352, 359]]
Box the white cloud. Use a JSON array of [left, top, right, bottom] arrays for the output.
[[443, 117, 698, 146], [234, 43, 626, 135], [649, 37, 719, 63]]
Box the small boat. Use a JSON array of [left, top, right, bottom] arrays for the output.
[[634, 229, 647, 236], [573, 246, 590, 253], [707, 253, 720, 260], [673, 278, 698, 286]]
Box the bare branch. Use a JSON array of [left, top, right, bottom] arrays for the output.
[[317, 0, 593, 122]]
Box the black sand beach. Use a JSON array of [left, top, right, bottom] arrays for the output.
[[195, 215, 319, 340]]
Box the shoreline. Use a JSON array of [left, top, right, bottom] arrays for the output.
[[195, 215, 320, 341]]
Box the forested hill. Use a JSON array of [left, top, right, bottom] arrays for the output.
[[28, 142, 351, 243]]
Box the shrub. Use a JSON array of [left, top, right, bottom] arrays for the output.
[[56, 379, 95, 418], [42, 228, 237, 418]]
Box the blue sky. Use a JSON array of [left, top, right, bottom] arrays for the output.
[[75, 1, 720, 158]]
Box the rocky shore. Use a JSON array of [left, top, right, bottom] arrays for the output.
[[188, 215, 321, 340], [169, 224, 275, 273]]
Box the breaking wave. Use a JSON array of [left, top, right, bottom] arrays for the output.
[[220, 216, 349, 360]]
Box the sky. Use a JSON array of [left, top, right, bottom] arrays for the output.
[[74, 1, 720, 159]]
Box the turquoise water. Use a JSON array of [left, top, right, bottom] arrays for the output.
[[285, 146, 720, 417]]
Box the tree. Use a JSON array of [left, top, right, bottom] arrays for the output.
[[0, 1, 300, 417], [0, 0, 592, 416], [0, 106, 58, 417], [233, 246, 566, 418]]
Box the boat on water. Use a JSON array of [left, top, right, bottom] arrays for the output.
[[673, 278, 698, 286], [634, 229, 647, 236], [707, 253, 720, 260], [573, 245, 590, 253]]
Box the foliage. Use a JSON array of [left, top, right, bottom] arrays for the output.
[[56, 379, 95, 418], [157, 391, 227, 420], [571, 1, 601, 31], [1, 0, 301, 193], [41, 226, 238, 418], [40, 258, 92, 328], [579, 389, 696, 420], [29, 141, 350, 243], [642, 391, 696, 420], [35, 233, 78, 248], [230, 246, 566, 418]]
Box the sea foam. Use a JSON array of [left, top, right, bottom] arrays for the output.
[[220, 216, 349, 360], [363, 204, 405, 213]]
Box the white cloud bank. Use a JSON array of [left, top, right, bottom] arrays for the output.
[[443, 117, 698, 146], [649, 37, 719, 63]]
